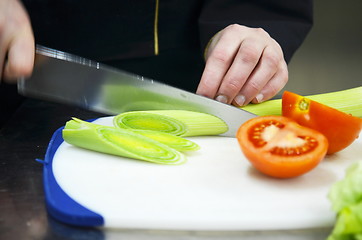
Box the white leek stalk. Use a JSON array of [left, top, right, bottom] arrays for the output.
[[130, 129, 200, 152], [62, 118, 186, 165]]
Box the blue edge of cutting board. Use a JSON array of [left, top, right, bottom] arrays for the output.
[[41, 122, 104, 227]]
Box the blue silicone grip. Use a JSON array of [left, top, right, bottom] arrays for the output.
[[42, 125, 104, 227]]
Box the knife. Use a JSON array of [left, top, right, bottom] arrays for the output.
[[18, 45, 256, 137]]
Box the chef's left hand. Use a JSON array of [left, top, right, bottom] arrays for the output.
[[196, 24, 288, 106]]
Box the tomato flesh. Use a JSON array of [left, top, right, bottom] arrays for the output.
[[282, 91, 362, 154], [249, 120, 318, 155], [237, 116, 328, 178]]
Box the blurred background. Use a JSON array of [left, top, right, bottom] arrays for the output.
[[284, 0, 362, 96]]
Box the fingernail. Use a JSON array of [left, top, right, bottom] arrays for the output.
[[234, 94, 246, 106], [216, 95, 228, 104], [255, 93, 264, 103]]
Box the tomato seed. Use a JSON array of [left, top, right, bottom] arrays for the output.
[[270, 136, 318, 156], [249, 121, 286, 148]]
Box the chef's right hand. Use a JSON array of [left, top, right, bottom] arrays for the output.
[[0, 0, 35, 83]]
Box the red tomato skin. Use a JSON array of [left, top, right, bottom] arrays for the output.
[[236, 116, 328, 179], [282, 91, 362, 154], [241, 144, 325, 179]]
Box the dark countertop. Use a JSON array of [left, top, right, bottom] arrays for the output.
[[0, 98, 332, 240]]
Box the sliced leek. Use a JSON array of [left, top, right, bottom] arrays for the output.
[[130, 129, 200, 152], [241, 86, 362, 117], [62, 118, 186, 165], [113, 110, 228, 137]]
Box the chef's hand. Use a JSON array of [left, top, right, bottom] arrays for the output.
[[196, 24, 288, 106], [0, 0, 35, 83]]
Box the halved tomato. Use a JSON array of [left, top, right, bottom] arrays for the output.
[[236, 116, 328, 178], [282, 91, 362, 154]]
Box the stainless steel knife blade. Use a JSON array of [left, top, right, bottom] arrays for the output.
[[18, 45, 256, 137]]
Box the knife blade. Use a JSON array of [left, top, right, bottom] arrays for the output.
[[18, 45, 256, 137]]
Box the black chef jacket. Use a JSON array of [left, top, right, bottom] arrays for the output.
[[21, 0, 313, 92]]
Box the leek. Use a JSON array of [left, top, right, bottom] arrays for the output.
[[62, 118, 186, 165], [241, 87, 362, 117], [130, 129, 200, 152], [113, 110, 228, 137]]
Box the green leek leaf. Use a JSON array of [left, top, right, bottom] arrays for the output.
[[328, 162, 362, 212], [327, 161, 362, 239], [332, 203, 362, 236]]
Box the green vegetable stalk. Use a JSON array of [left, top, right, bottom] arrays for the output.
[[62, 118, 186, 165], [327, 161, 362, 239], [113, 110, 228, 137], [241, 86, 362, 117]]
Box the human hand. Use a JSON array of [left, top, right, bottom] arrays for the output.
[[196, 24, 288, 106], [0, 0, 34, 83]]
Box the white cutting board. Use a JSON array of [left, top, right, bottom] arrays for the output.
[[52, 116, 362, 230]]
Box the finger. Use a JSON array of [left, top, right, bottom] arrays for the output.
[[251, 60, 288, 104], [3, 28, 35, 82], [0, 33, 10, 82], [196, 29, 242, 100], [0, 51, 4, 83], [216, 37, 265, 105], [232, 45, 283, 106]]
